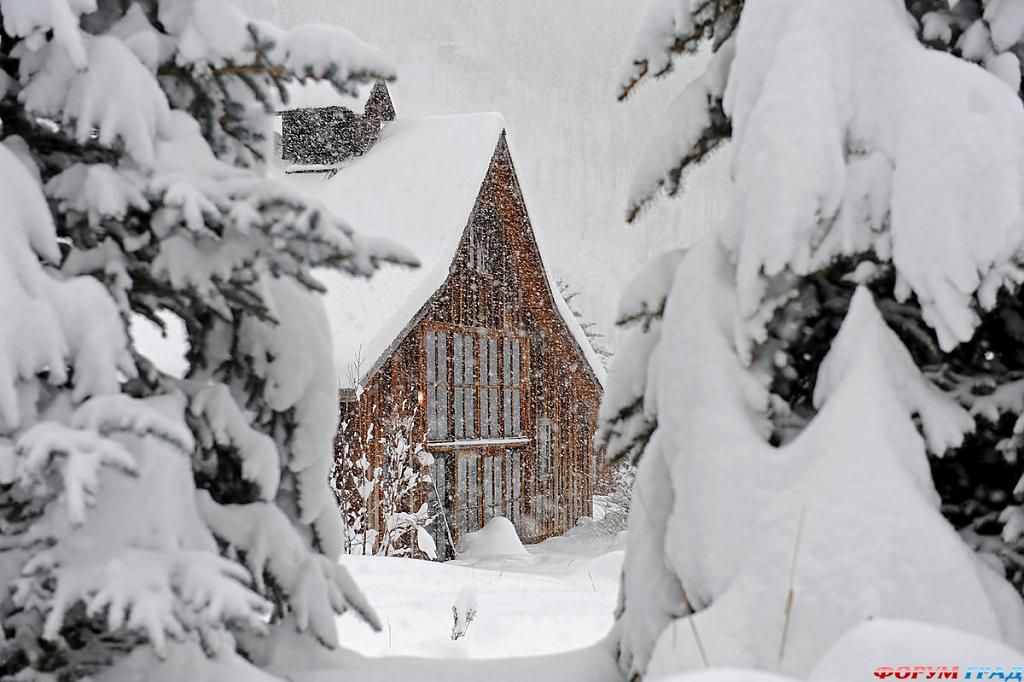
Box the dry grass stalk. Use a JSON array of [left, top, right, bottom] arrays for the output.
[[778, 505, 808, 668]]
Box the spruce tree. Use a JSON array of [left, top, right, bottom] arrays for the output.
[[0, 2, 404, 678], [604, 0, 1024, 677], [612, 0, 1024, 587], [905, 0, 1024, 97], [763, 0, 1024, 593]]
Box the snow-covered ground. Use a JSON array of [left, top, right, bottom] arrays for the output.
[[335, 523, 624, 659]]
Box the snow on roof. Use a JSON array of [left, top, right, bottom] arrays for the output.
[[279, 112, 504, 388], [278, 111, 606, 390], [278, 79, 373, 112]]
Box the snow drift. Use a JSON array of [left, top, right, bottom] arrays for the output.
[[460, 516, 530, 559]]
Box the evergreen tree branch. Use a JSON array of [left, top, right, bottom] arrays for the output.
[[619, 0, 743, 101]]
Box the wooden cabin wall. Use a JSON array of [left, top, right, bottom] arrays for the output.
[[334, 335, 424, 556], [333, 133, 602, 556]]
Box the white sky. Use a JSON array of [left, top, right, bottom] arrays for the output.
[[277, 0, 732, 339]]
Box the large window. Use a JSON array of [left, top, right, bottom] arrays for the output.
[[424, 329, 526, 443]]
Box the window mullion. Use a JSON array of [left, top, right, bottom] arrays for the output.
[[465, 336, 475, 438]]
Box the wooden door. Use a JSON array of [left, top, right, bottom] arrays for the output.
[[454, 451, 481, 537], [449, 449, 528, 550], [428, 454, 454, 560]]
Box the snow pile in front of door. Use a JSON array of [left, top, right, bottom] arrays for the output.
[[460, 516, 530, 559], [460, 516, 532, 557]]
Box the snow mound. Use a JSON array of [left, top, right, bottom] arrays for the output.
[[656, 671, 792, 682], [582, 550, 626, 585], [460, 517, 529, 559], [811, 619, 1024, 682], [651, 620, 1024, 682]]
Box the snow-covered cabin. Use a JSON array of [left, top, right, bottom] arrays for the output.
[[279, 82, 605, 558]]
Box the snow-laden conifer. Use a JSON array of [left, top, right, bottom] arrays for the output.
[[0, 1, 406, 678], [605, 0, 1024, 678]]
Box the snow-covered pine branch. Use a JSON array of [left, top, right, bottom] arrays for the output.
[[594, 249, 684, 465], [0, 1, 403, 678], [617, 0, 742, 102], [196, 490, 381, 647], [908, 0, 1024, 96]]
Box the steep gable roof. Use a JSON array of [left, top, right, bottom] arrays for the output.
[[277, 112, 606, 390], [279, 112, 505, 387], [488, 136, 608, 390]]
